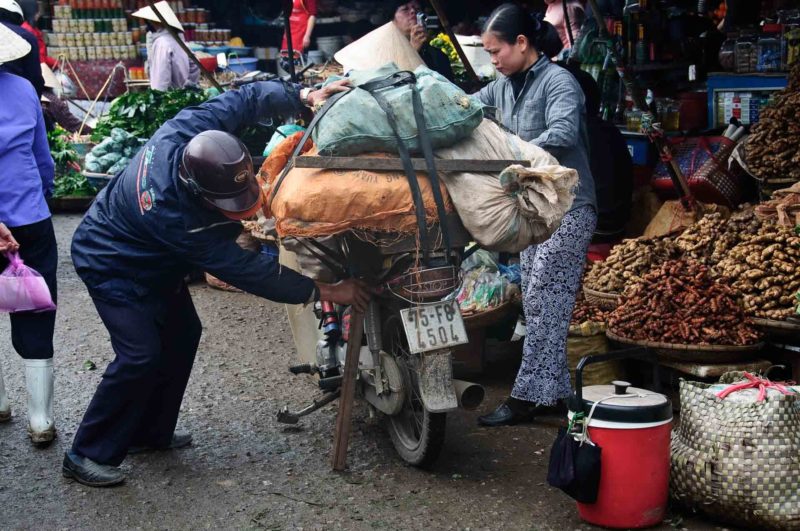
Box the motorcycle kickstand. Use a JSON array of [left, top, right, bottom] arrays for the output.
[[277, 390, 341, 425]]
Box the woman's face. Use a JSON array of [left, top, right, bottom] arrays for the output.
[[394, 1, 421, 36], [482, 31, 531, 76]]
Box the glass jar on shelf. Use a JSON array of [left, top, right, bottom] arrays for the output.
[[735, 35, 757, 73], [718, 33, 737, 71], [625, 108, 643, 132]]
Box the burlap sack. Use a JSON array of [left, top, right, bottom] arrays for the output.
[[261, 133, 452, 239], [436, 120, 578, 252], [671, 378, 800, 530]]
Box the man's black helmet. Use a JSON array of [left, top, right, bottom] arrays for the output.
[[179, 130, 260, 213]]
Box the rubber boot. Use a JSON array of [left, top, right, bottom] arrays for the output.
[[24, 359, 55, 444], [0, 364, 10, 422]]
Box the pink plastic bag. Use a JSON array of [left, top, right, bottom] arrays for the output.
[[0, 252, 56, 313]]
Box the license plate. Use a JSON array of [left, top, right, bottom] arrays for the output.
[[400, 301, 468, 354]]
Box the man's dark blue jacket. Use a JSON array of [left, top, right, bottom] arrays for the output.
[[71, 81, 315, 305]]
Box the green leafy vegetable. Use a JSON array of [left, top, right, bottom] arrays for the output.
[[53, 169, 95, 198], [91, 88, 209, 141]]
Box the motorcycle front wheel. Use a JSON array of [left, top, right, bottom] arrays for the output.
[[383, 314, 446, 469]]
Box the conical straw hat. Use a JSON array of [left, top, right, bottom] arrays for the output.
[[334, 22, 424, 72], [41, 62, 60, 90], [132, 1, 184, 32], [0, 22, 31, 66]]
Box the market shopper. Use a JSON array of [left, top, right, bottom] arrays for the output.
[[17, 0, 57, 68], [0, 24, 58, 444], [544, 0, 586, 54], [475, 3, 597, 427], [63, 79, 373, 488], [390, 0, 454, 81], [281, 0, 317, 53], [40, 63, 92, 134], [133, 1, 199, 92], [0, 0, 44, 96]]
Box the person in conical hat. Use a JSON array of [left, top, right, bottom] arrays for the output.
[[334, 20, 423, 72], [0, 22, 59, 447], [40, 63, 93, 134], [0, 0, 45, 95], [133, 1, 199, 91]]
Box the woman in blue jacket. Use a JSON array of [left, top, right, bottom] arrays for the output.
[[475, 3, 597, 426], [0, 23, 57, 445]]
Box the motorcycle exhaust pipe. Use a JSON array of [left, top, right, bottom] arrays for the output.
[[453, 379, 485, 410]]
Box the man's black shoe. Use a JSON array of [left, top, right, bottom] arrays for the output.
[[128, 431, 193, 455], [477, 402, 536, 427], [62, 451, 125, 487]]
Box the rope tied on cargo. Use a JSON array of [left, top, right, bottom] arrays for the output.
[[715, 372, 797, 402]]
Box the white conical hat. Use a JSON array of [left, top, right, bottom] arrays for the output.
[[334, 22, 424, 72], [0, 22, 31, 66], [132, 1, 184, 32], [41, 62, 60, 90]]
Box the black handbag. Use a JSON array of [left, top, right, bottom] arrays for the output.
[[547, 416, 602, 503]]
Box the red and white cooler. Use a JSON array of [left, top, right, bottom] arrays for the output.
[[573, 379, 673, 529]]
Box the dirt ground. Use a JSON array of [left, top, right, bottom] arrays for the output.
[[0, 214, 729, 530]]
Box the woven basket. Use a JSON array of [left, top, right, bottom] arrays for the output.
[[671, 378, 800, 529], [582, 286, 621, 310], [752, 317, 800, 341], [606, 330, 764, 363]]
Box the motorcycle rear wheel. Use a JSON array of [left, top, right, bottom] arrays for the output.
[[383, 314, 446, 469]]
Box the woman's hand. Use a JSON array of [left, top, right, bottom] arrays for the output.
[[317, 279, 378, 313], [410, 25, 428, 51], [0, 223, 19, 254], [306, 79, 351, 108]]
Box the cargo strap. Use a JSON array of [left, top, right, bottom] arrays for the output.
[[360, 71, 452, 265]]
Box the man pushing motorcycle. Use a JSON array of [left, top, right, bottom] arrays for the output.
[[63, 79, 374, 487]]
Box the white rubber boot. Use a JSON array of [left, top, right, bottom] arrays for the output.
[[0, 364, 10, 422], [24, 359, 55, 444]]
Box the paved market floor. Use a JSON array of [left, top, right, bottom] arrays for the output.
[[0, 215, 726, 530]]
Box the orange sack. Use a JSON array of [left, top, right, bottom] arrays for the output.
[[259, 132, 453, 239]]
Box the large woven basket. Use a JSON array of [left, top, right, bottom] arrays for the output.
[[582, 286, 621, 310], [671, 378, 800, 529], [606, 330, 764, 363]]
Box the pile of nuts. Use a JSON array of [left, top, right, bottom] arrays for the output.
[[584, 237, 679, 293], [571, 295, 610, 325], [744, 62, 800, 184], [714, 223, 800, 320], [608, 260, 761, 346]]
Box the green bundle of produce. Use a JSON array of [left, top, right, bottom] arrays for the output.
[[91, 88, 208, 141], [85, 128, 144, 175]]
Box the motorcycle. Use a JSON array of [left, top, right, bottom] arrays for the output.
[[277, 214, 486, 468]]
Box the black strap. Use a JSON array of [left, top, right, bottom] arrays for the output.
[[361, 73, 433, 263], [269, 89, 350, 210], [410, 83, 452, 261]]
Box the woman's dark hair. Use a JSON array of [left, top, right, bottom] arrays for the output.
[[482, 3, 563, 58]]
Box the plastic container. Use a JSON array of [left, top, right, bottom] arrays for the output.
[[227, 57, 258, 74], [756, 35, 781, 72], [570, 363, 673, 529]]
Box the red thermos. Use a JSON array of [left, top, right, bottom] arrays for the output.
[[574, 380, 673, 528]]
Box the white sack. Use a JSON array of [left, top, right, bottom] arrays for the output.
[[436, 119, 578, 253]]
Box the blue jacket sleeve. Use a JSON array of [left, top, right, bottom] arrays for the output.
[[181, 228, 315, 305], [155, 81, 305, 145], [32, 98, 54, 196]]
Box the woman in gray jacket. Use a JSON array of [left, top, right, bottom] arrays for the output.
[[475, 3, 597, 426]]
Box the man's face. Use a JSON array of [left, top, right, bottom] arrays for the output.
[[394, 1, 422, 36]]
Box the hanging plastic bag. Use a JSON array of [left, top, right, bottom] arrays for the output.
[[0, 253, 56, 313], [547, 414, 602, 504]]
